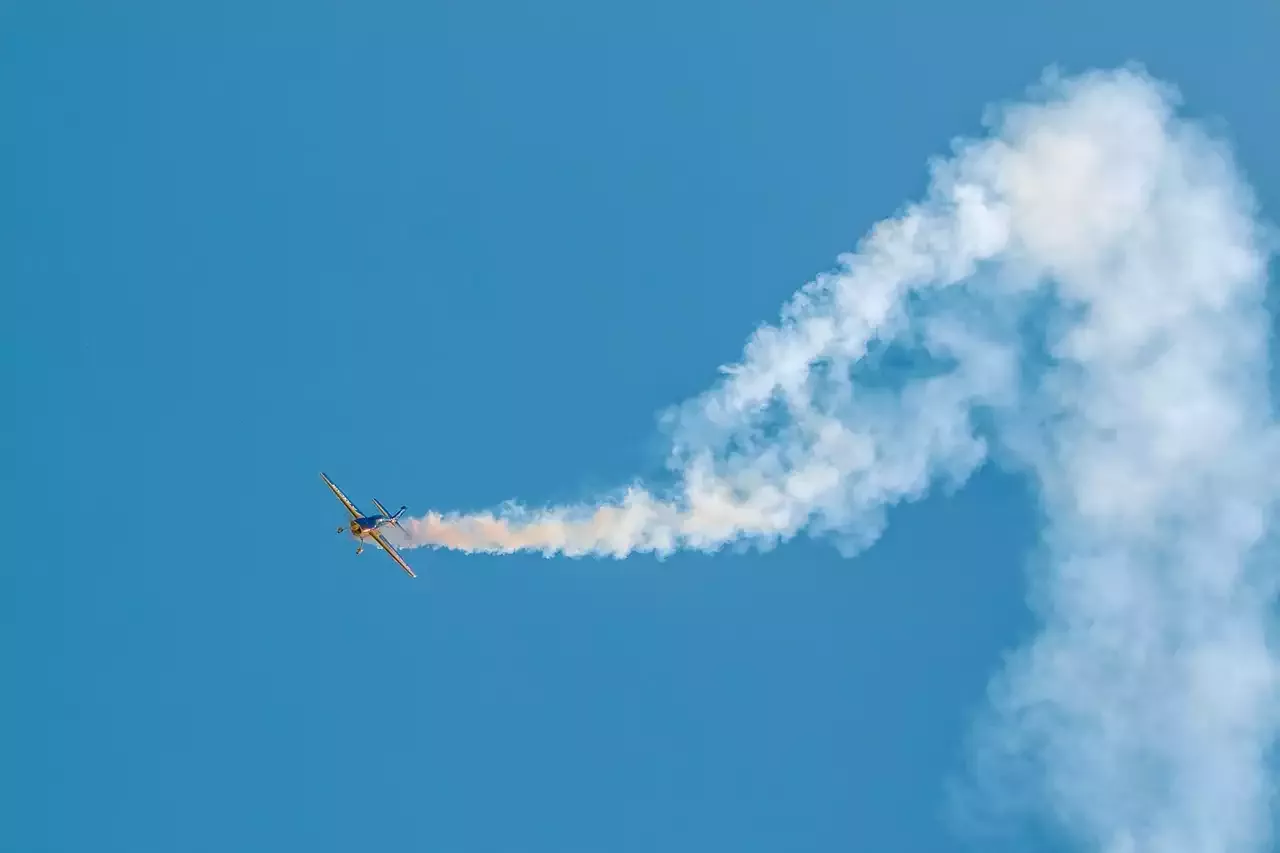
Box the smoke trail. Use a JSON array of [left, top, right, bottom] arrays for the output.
[[395, 67, 1280, 850]]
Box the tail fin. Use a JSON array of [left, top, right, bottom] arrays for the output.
[[373, 498, 408, 527]]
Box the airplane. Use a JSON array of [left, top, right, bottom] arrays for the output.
[[320, 472, 416, 578]]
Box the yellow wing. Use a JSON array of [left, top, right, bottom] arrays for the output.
[[370, 529, 417, 578], [321, 472, 362, 520]]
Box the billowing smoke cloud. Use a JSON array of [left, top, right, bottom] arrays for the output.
[[393, 67, 1280, 851]]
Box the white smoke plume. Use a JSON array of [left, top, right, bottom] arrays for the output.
[[394, 67, 1280, 851]]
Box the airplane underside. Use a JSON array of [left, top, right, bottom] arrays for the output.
[[336, 524, 384, 554]]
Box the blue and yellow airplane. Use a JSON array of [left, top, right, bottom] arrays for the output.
[[321, 472, 416, 578]]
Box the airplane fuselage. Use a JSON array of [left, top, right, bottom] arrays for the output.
[[348, 515, 392, 538]]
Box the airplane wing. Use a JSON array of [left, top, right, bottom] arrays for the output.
[[370, 529, 417, 578], [321, 472, 362, 520]]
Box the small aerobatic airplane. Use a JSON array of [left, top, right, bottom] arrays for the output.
[[320, 472, 416, 578]]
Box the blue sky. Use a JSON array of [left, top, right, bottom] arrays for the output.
[[5, 2, 1278, 852]]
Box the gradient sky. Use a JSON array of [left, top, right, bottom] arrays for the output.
[[5, 2, 1278, 852]]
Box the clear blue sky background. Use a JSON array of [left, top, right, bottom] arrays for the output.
[[4, 2, 1277, 851]]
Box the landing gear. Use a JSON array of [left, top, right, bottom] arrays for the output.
[[356, 545, 363, 555], [336, 526, 345, 534]]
